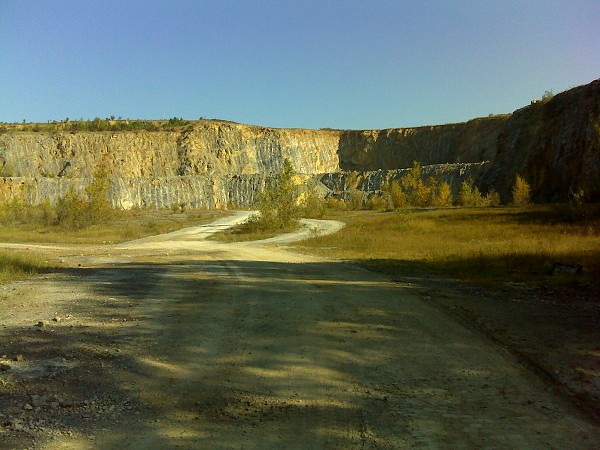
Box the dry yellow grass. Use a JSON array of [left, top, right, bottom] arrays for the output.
[[0, 252, 51, 284], [0, 209, 226, 244], [295, 205, 600, 285], [0, 209, 227, 284]]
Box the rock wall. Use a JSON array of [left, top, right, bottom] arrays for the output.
[[481, 79, 600, 202], [1, 78, 598, 208], [336, 117, 506, 170], [0, 122, 340, 179]]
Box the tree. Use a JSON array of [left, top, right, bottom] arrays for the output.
[[456, 177, 486, 206], [387, 180, 408, 209], [541, 90, 554, 102], [85, 164, 113, 223], [55, 164, 114, 229], [256, 158, 300, 229], [300, 183, 325, 218], [432, 181, 453, 207], [512, 174, 532, 206]]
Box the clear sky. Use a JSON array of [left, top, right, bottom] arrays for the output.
[[0, 0, 598, 130]]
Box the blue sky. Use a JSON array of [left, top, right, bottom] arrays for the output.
[[0, 0, 598, 129]]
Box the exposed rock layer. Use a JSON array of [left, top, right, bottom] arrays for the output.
[[1, 79, 598, 208]]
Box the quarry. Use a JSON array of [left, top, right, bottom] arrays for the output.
[[1, 79, 598, 209], [0, 79, 599, 448]]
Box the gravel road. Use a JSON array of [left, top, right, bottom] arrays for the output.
[[0, 212, 598, 448]]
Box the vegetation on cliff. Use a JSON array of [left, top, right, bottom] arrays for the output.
[[328, 162, 510, 210], [0, 116, 195, 134], [0, 164, 225, 245]]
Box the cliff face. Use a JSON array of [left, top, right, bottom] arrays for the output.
[[481, 79, 600, 202], [0, 122, 340, 179], [0, 122, 341, 208], [1, 78, 598, 208], [337, 117, 506, 170]]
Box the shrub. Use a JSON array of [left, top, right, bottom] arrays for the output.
[[347, 188, 364, 210], [366, 195, 388, 211], [171, 202, 187, 213], [85, 165, 114, 224], [413, 179, 432, 207], [255, 158, 300, 229], [401, 161, 422, 205], [325, 197, 347, 210], [570, 187, 587, 207], [432, 181, 453, 207], [512, 174, 532, 206], [301, 185, 326, 218], [541, 90, 554, 102], [456, 177, 486, 206], [55, 165, 114, 229], [485, 188, 501, 207], [56, 188, 88, 229], [388, 180, 408, 209]]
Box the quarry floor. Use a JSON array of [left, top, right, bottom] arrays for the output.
[[0, 212, 598, 449]]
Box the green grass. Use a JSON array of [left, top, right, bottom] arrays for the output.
[[0, 252, 52, 284], [0, 209, 228, 244], [294, 205, 600, 286]]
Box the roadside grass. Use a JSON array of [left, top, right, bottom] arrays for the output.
[[294, 204, 600, 286], [210, 214, 301, 242], [0, 209, 227, 244], [0, 252, 52, 284]]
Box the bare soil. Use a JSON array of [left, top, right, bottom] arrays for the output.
[[1, 212, 598, 449]]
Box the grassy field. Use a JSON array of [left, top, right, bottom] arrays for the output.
[[0, 209, 227, 244], [0, 209, 228, 285], [294, 205, 600, 286]]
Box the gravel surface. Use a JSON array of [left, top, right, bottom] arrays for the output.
[[1, 212, 598, 448]]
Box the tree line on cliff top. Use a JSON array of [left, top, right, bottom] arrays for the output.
[[0, 117, 196, 134]]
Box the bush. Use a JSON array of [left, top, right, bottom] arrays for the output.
[[456, 177, 487, 206], [55, 165, 115, 229], [432, 181, 453, 207], [485, 188, 501, 207], [325, 197, 347, 210], [255, 158, 300, 230], [347, 188, 364, 210], [400, 161, 423, 205], [56, 188, 88, 229], [366, 195, 388, 211], [301, 185, 326, 218], [387, 181, 408, 209], [512, 174, 532, 206]]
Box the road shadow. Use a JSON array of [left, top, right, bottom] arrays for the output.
[[1, 257, 597, 448]]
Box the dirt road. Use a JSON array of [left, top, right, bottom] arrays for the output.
[[1, 212, 598, 448]]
